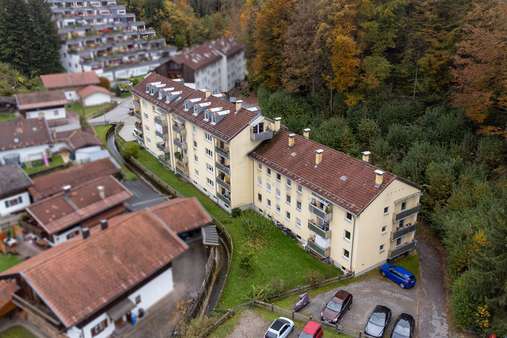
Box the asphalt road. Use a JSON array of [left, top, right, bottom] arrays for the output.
[[89, 96, 136, 141]]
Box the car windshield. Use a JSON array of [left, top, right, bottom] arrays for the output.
[[326, 300, 342, 312], [394, 319, 411, 336], [370, 312, 386, 326], [265, 331, 277, 338]]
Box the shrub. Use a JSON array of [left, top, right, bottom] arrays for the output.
[[231, 208, 241, 218], [121, 142, 140, 159], [98, 77, 111, 90], [239, 251, 254, 274]]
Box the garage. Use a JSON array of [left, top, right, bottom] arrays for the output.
[[79, 85, 113, 107]]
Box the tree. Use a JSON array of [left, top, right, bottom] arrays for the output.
[[159, 0, 204, 48], [0, 63, 41, 96], [357, 118, 380, 149], [314, 117, 358, 154]]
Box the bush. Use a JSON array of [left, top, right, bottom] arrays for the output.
[[231, 208, 241, 218], [121, 142, 140, 159], [98, 77, 111, 90]]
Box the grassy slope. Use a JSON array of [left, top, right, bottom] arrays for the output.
[[0, 254, 21, 272], [133, 147, 339, 308]]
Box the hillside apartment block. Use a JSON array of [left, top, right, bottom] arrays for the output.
[[132, 73, 421, 274], [48, 0, 176, 81]]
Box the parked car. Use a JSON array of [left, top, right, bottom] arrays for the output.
[[265, 317, 295, 338], [391, 313, 415, 338], [294, 293, 310, 312], [379, 263, 416, 289], [320, 290, 353, 324], [364, 305, 392, 337], [299, 321, 324, 338]]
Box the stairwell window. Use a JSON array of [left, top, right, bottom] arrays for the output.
[[296, 200, 302, 211], [343, 249, 350, 260], [344, 230, 351, 241], [257, 193, 262, 202], [384, 207, 389, 214], [276, 173, 281, 181], [401, 201, 407, 210], [286, 211, 291, 220], [379, 244, 385, 253], [267, 168, 271, 176], [346, 212, 353, 222], [286, 194, 291, 205]]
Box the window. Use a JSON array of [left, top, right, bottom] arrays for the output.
[[205, 133, 213, 142], [4, 196, 22, 208], [296, 217, 302, 227], [257, 162, 262, 170], [399, 219, 405, 227], [286, 211, 291, 220], [193, 140, 198, 148], [343, 249, 350, 259], [286, 178, 292, 187], [194, 169, 199, 176], [266, 182, 271, 192], [276, 204, 281, 213], [267, 199, 271, 207], [66, 229, 80, 240], [379, 244, 385, 252], [384, 207, 389, 214], [258, 193, 262, 202], [346, 212, 353, 221], [297, 185, 303, 193], [206, 163, 214, 173], [296, 201, 302, 211], [396, 237, 402, 246], [381, 226, 387, 233], [276, 188, 281, 198], [143, 112, 148, 119], [401, 201, 407, 210], [194, 154, 198, 161], [267, 168, 271, 176], [286, 194, 291, 204], [205, 148, 213, 157], [135, 295, 141, 304], [192, 125, 197, 133], [276, 173, 281, 181], [91, 319, 108, 337], [206, 178, 214, 186], [257, 176, 262, 186], [344, 230, 351, 241]]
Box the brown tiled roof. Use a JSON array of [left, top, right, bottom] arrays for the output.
[[0, 280, 18, 309], [250, 129, 400, 215], [29, 159, 120, 201], [148, 197, 212, 233], [132, 73, 257, 141], [0, 118, 52, 151], [209, 37, 244, 57], [26, 176, 132, 235], [0, 165, 31, 199], [54, 129, 101, 151], [78, 85, 112, 98], [15, 91, 68, 110], [0, 211, 188, 328], [40, 72, 100, 90]]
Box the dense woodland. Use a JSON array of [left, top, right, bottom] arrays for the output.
[[0, 0, 504, 334]]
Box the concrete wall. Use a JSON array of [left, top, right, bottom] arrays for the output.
[[0, 192, 30, 217]]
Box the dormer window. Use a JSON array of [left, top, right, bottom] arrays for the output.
[[184, 100, 190, 111], [204, 110, 210, 121], [211, 113, 217, 124]]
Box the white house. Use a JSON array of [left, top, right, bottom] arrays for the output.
[[0, 165, 32, 217], [78, 85, 113, 107], [15, 91, 68, 121]]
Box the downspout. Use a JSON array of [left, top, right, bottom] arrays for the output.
[[349, 215, 357, 273]]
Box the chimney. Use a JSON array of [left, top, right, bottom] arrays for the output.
[[273, 117, 281, 132], [82, 227, 90, 239], [63, 185, 71, 195], [100, 219, 108, 230], [205, 90, 211, 99], [288, 133, 295, 147], [235, 99, 243, 113], [97, 185, 105, 199], [303, 128, 311, 139], [374, 169, 384, 187], [315, 149, 323, 166], [362, 151, 371, 163]]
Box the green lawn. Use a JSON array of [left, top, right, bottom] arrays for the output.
[[23, 155, 64, 176], [394, 253, 420, 277], [132, 146, 339, 308], [0, 113, 16, 122], [68, 102, 116, 119], [0, 326, 37, 338], [0, 254, 21, 272]]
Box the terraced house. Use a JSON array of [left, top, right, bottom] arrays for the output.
[[133, 73, 421, 274]]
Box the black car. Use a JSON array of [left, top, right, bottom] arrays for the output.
[[390, 313, 415, 338], [320, 290, 353, 324], [364, 305, 392, 337]]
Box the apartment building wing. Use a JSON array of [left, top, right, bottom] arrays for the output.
[[249, 128, 421, 274], [0, 209, 188, 338]]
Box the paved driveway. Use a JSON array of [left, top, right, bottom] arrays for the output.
[[299, 275, 417, 335], [89, 97, 137, 142], [123, 180, 168, 211]]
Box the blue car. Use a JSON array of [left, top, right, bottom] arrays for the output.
[[379, 263, 416, 289]]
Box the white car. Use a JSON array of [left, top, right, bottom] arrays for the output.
[[265, 317, 295, 338]]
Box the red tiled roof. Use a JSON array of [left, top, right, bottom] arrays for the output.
[[148, 197, 212, 233], [132, 73, 257, 141], [29, 159, 120, 201], [0, 118, 52, 151], [78, 85, 112, 98], [41, 72, 100, 90], [15, 91, 68, 110], [250, 129, 400, 215], [54, 129, 101, 151], [0, 280, 18, 309], [0, 211, 188, 328], [26, 176, 132, 235]]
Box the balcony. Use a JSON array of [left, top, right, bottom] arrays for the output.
[[175, 162, 188, 176], [216, 161, 230, 175], [250, 129, 274, 141], [395, 205, 420, 220], [217, 192, 231, 204], [308, 220, 330, 239], [173, 139, 187, 150], [172, 123, 185, 134], [156, 142, 165, 151], [307, 239, 330, 258], [389, 240, 417, 259], [216, 176, 231, 190], [155, 129, 166, 139], [215, 146, 229, 159], [154, 116, 167, 127], [309, 203, 332, 222], [392, 223, 417, 240]]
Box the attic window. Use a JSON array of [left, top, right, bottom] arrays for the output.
[[340, 175, 348, 181]]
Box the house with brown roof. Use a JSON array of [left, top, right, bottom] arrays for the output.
[[78, 85, 113, 107], [15, 90, 69, 122], [0, 165, 32, 216], [155, 37, 246, 93], [0, 205, 190, 338], [41, 71, 100, 101], [22, 175, 132, 246], [29, 158, 120, 201]]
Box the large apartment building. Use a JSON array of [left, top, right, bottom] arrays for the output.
[[155, 37, 246, 93], [48, 0, 176, 81], [133, 73, 421, 274]]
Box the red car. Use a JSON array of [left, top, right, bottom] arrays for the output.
[[299, 321, 323, 338]]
